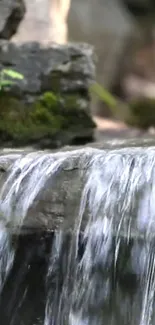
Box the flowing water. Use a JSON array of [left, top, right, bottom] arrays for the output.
[[0, 145, 155, 324]]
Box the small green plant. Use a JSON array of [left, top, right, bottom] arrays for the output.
[[0, 69, 24, 90], [90, 82, 117, 112], [90, 81, 130, 121]]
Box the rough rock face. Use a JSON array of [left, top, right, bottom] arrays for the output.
[[0, 0, 25, 39], [0, 139, 155, 236], [0, 41, 96, 148]]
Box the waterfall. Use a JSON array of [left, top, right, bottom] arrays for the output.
[[0, 146, 155, 324], [0, 151, 71, 293]]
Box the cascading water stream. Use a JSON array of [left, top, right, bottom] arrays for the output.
[[0, 151, 78, 294], [0, 147, 155, 324]]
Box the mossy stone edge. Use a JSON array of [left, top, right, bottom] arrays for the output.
[[0, 91, 96, 148]]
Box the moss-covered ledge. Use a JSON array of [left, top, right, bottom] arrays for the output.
[[0, 91, 95, 148], [0, 41, 96, 148]]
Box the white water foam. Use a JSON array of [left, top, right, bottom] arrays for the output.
[[0, 149, 94, 293], [0, 147, 155, 325]]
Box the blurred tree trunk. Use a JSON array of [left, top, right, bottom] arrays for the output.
[[50, 0, 71, 43], [13, 0, 71, 43]]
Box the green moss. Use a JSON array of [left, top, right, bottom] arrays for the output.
[[0, 91, 95, 146], [0, 92, 62, 143], [39, 92, 60, 111], [127, 98, 155, 128], [63, 95, 80, 110]]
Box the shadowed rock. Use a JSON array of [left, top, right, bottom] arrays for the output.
[[0, 0, 25, 39]]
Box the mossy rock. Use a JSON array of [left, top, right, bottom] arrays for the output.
[[0, 91, 95, 148], [126, 98, 155, 128]]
